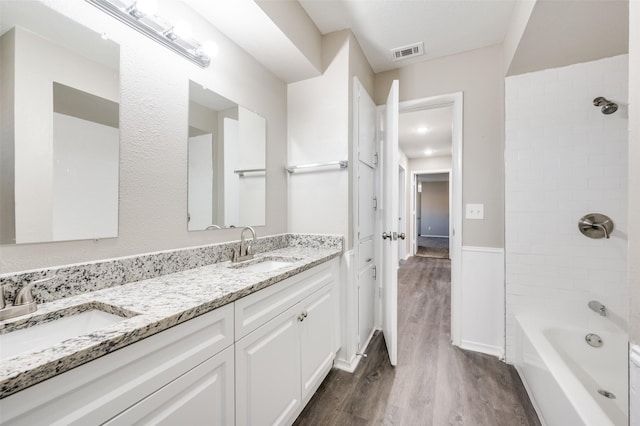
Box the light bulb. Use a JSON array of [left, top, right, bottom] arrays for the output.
[[135, 0, 157, 16], [199, 40, 219, 58], [173, 20, 192, 39]]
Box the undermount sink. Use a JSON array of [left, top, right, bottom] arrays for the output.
[[228, 256, 301, 273], [0, 304, 134, 361]]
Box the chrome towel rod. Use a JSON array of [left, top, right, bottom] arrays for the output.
[[286, 160, 348, 174], [234, 168, 266, 177]]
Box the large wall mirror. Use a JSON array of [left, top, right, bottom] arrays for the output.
[[188, 81, 266, 230], [0, 2, 120, 245]]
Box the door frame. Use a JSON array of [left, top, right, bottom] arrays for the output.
[[398, 165, 407, 263], [386, 92, 463, 347], [411, 169, 452, 256]]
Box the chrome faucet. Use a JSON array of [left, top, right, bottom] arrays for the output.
[[588, 300, 607, 316], [0, 277, 53, 321], [232, 227, 257, 263]]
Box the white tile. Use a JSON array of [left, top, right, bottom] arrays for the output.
[[505, 55, 629, 348]]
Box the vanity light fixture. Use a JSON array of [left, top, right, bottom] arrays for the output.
[[85, 0, 215, 68], [416, 126, 429, 134]]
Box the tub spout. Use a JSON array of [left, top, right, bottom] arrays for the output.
[[588, 300, 607, 316]]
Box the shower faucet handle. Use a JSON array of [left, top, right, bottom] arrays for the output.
[[578, 213, 614, 239]]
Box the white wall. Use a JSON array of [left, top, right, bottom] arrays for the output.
[[237, 106, 266, 226], [52, 113, 118, 241], [0, 28, 16, 244], [375, 45, 504, 249], [187, 133, 213, 231], [0, 0, 287, 273], [288, 31, 350, 244], [223, 118, 240, 227], [629, 3, 640, 423], [420, 181, 449, 237], [505, 55, 629, 361], [628, 0, 640, 350]]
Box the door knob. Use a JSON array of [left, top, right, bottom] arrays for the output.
[[398, 233, 406, 240], [382, 231, 392, 240]]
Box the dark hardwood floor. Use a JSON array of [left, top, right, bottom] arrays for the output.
[[294, 257, 540, 426]]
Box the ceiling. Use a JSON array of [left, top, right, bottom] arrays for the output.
[[399, 106, 452, 159], [298, 0, 517, 73], [507, 0, 628, 75]]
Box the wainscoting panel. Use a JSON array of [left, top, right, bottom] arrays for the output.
[[460, 246, 505, 358]]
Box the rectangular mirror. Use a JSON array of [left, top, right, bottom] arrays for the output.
[[188, 81, 266, 230], [0, 2, 120, 245]]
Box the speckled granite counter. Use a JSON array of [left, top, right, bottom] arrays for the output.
[[0, 240, 342, 398]]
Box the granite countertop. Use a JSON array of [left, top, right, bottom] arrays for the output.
[[0, 246, 341, 398]]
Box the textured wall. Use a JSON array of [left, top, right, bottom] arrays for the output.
[[0, 0, 287, 273], [420, 181, 449, 237], [505, 55, 629, 361], [375, 45, 505, 248]]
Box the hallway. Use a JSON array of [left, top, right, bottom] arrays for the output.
[[294, 257, 540, 425]]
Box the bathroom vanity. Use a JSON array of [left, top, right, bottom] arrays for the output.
[[0, 235, 342, 426]]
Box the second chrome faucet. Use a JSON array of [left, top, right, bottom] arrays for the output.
[[232, 227, 257, 263], [0, 277, 54, 321]]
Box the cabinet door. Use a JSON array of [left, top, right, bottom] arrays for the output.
[[236, 304, 301, 426], [105, 345, 234, 426], [300, 284, 336, 402]]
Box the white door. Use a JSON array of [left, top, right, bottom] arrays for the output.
[[381, 80, 399, 366]]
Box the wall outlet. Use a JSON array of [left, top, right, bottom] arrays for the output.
[[466, 203, 484, 220]]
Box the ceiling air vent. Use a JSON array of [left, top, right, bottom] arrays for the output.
[[391, 42, 424, 62]]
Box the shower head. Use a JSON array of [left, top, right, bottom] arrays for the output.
[[593, 97, 618, 115]]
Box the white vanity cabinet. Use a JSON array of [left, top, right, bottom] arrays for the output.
[[0, 257, 341, 426], [0, 304, 234, 426], [235, 259, 340, 426], [105, 345, 235, 425]]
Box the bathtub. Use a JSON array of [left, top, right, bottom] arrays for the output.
[[515, 316, 628, 426]]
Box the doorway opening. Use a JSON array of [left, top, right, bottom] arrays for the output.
[[414, 171, 450, 259], [397, 92, 463, 347]]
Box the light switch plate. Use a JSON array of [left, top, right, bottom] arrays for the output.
[[466, 203, 484, 220]]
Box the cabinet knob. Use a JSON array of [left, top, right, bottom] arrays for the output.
[[298, 313, 305, 322]]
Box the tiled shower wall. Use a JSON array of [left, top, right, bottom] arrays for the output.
[[505, 55, 628, 362]]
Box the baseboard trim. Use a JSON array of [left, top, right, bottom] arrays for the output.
[[461, 339, 504, 359], [334, 355, 361, 373], [461, 246, 504, 254], [420, 234, 449, 239], [334, 329, 378, 373]]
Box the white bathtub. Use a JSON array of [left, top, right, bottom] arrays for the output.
[[515, 316, 628, 426]]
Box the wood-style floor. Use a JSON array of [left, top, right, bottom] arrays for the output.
[[294, 257, 540, 426]]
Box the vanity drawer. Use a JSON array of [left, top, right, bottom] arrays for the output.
[[234, 260, 337, 340], [0, 304, 233, 426]]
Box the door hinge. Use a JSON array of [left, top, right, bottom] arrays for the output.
[[373, 152, 379, 166], [373, 196, 378, 210], [373, 265, 377, 280]]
